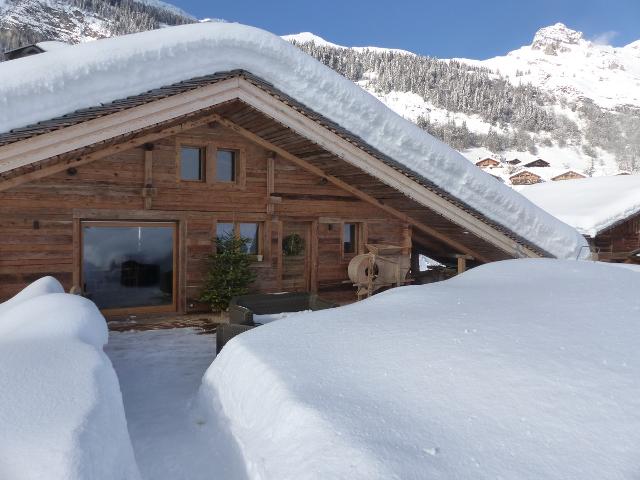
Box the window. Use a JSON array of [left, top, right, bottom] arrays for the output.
[[180, 146, 204, 181], [343, 223, 359, 255], [239, 223, 259, 255], [81, 222, 176, 311], [216, 221, 260, 255], [216, 149, 236, 182]]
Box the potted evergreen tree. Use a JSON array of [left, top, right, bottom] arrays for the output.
[[200, 233, 256, 314]]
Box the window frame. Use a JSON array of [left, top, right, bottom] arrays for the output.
[[215, 220, 264, 258], [214, 148, 239, 183], [341, 221, 363, 260], [79, 220, 178, 316], [175, 140, 246, 189], [178, 145, 206, 182]]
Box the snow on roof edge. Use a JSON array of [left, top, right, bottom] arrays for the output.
[[0, 23, 589, 259]]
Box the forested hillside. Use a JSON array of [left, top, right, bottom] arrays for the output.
[[291, 39, 640, 174]]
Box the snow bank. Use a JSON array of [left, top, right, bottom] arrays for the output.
[[518, 174, 640, 236], [0, 278, 140, 480], [200, 259, 640, 479], [0, 23, 586, 259]]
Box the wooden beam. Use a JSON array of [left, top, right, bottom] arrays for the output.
[[0, 111, 226, 193], [143, 143, 154, 210], [211, 113, 490, 263], [456, 253, 474, 274], [267, 152, 275, 214]]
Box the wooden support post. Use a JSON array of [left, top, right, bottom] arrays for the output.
[[267, 152, 275, 215], [456, 254, 474, 274], [142, 143, 155, 210]]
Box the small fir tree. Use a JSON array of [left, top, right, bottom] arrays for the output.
[[200, 233, 256, 313]]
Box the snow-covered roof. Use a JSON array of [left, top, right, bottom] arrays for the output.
[[517, 175, 640, 236], [34, 40, 71, 52], [0, 23, 588, 259]]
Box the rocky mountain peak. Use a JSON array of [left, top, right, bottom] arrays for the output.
[[531, 23, 583, 53]]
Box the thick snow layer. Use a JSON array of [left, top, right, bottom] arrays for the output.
[[0, 277, 140, 480], [199, 259, 640, 479], [283, 32, 414, 55], [517, 175, 640, 236], [0, 23, 587, 259]]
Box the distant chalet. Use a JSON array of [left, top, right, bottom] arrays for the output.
[[551, 171, 586, 182], [520, 175, 640, 264], [509, 170, 543, 185], [524, 159, 551, 168], [475, 157, 500, 168]]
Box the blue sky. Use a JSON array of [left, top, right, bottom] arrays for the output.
[[172, 0, 640, 58]]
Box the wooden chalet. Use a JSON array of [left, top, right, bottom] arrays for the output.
[[0, 32, 575, 317], [592, 213, 640, 263], [506, 159, 521, 165], [524, 159, 550, 168], [509, 171, 544, 186], [519, 175, 640, 264], [551, 170, 586, 182], [475, 157, 500, 168]]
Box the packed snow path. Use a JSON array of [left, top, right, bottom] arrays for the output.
[[105, 329, 247, 480]]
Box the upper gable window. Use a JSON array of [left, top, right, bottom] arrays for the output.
[[216, 149, 236, 182], [180, 146, 204, 181]]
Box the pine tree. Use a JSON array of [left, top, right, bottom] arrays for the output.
[[200, 233, 256, 313]]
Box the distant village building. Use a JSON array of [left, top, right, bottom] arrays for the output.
[[475, 157, 500, 168], [506, 159, 521, 165], [520, 175, 640, 264], [551, 170, 586, 182], [509, 171, 544, 185], [2, 41, 69, 61], [524, 159, 550, 168]]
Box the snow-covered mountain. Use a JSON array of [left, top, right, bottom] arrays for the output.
[[286, 24, 640, 179], [0, 0, 195, 52], [457, 23, 640, 110]]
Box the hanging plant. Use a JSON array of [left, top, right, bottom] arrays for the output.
[[282, 233, 305, 256]]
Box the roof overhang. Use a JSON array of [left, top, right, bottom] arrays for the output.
[[0, 71, 547, 260]]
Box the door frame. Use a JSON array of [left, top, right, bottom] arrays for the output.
[[280, 220, 315, 292], [79, 220, 179, 316]]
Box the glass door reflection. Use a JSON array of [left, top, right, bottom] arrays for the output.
[[81, 222, 176, 311]]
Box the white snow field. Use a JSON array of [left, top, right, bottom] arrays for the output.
[[0, 277, 140, 480], [517, 174, 640, 237], [0, 22, 587, 260], [199, 259, 640, 480]]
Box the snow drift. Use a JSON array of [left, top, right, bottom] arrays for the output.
[[200, 259, 640, 479], [0, 277, 140, 480], [0, 22, 587, 259]]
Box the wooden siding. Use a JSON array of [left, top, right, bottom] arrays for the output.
[[594, 213, 640, 262], [0, 122, 408, 309]]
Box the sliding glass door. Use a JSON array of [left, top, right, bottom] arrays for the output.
[[81, 222, 176, 313]]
